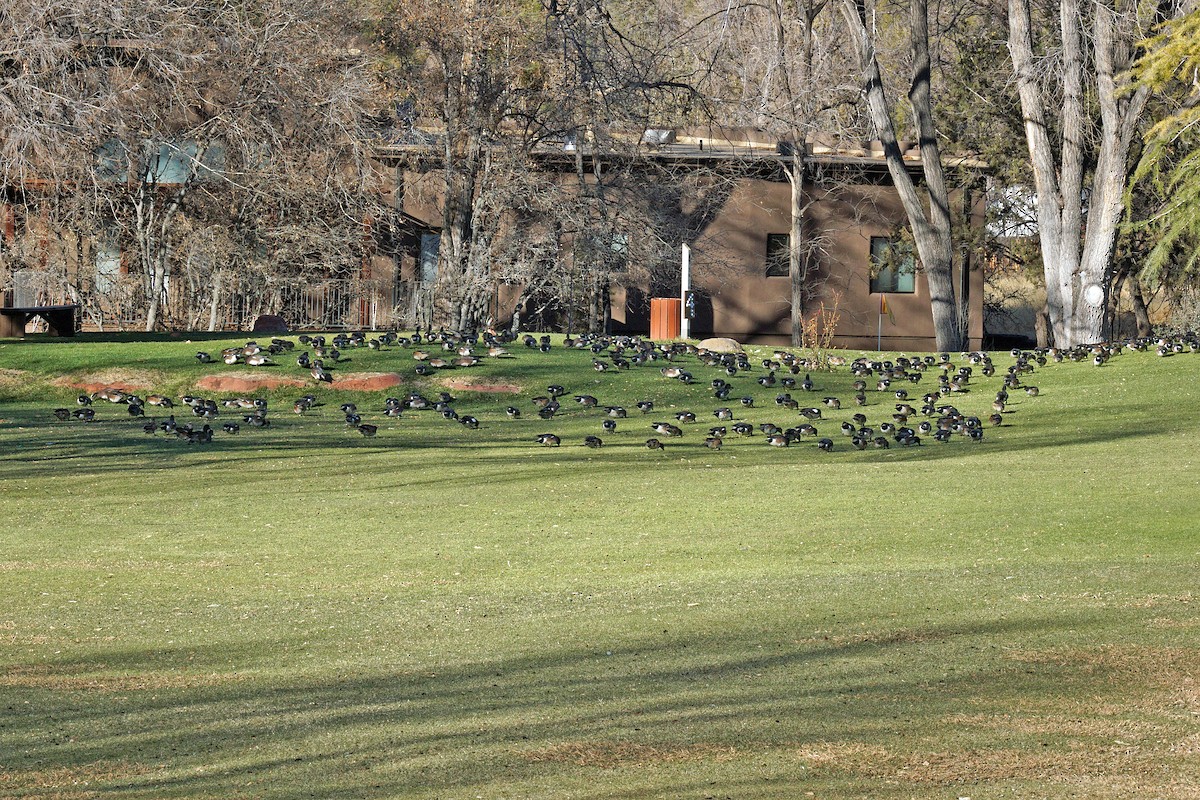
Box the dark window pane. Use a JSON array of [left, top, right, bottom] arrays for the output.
[[869, 236, 915, 293], [766, 233, 790, 277]]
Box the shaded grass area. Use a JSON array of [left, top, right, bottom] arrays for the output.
[[1, 334, 1198, 798]]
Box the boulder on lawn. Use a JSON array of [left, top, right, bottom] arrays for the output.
[[251, 314, 288, 334], [697, 337, 743, 354]]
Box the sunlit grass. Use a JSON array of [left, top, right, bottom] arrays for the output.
[[0, 333, 1197, 798]]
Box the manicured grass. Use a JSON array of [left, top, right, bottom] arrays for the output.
[[0, 333, 1197, 799]]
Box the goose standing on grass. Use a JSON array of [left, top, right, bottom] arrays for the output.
[[651, 422, 683, 438]]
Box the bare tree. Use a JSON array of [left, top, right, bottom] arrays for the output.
[[2, 0, 381, 331], [840, 0, 967, 351], [1006, 0, 1182, 345], [373, 0, 708, 334], [694, 0, 860, 345]]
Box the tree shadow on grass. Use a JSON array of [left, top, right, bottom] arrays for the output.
[[0, 409, 1178, 488], [0, 609, 1112, 799]]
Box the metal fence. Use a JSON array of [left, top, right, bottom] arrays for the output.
[[222, 277, 432, 331], [5, 269, 434, 333]]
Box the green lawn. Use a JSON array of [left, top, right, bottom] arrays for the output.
[[0, 333, 1197, 799]]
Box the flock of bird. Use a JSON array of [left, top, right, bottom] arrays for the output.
[[50, 326, 1200, 454]]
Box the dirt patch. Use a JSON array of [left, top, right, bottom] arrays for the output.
[[522, 741, 737, 769], [1170, 732, 1200, 756], [794, 740, 1181, 790], [943, 712, 1161, 740], [439, 377, 522, 394], [194, 373, 308, 393], [1130, 592, 1194, 609], [793, 628, 947, 648], [786, 647, 1200, 794], [52, 369, 168, 394], [1, 663, 243, 692], [0, 760, 154, 796], [0, 368, 28, 390], [332, 372, 404, 391], [195, 371, 404, 393], [1005, 645, 1199, 684], [794, 741, 891, 771], [894, 746, 1147, 786]]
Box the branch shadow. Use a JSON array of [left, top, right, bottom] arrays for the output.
[[0, 610, 1105, 798]]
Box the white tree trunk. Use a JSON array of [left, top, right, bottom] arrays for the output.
[[1071, 2, 1153, 344], [1009, 0, 1169, 346]]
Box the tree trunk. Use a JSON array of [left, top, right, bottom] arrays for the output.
[[842, 0, 963, 351], [1129, 279, 1151, 337], [437, 142, 479, 329], [1008, 0, 1073, 344], [1035, 300, 1052, 348], [1008, 0, 1169, 346], [145, 257, 166, 332], [1107, 267, 1127, 340], [787, 158, 807, 346], [1069, 1, 1153, 345], [208, 271, 222, 332]]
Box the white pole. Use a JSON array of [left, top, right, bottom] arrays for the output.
[[681, 243, 691, 340]]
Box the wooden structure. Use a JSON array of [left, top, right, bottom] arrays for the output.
[[0, 304, 78, 337]]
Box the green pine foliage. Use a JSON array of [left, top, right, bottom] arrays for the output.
[[1127, 10, 1200, 284]]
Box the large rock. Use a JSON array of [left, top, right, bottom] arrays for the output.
[[697, 337, 743, 353], [251, 314, 288, 333]]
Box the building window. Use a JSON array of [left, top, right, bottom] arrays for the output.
[[419, 233, 440, 284], [95, 227, 122, 294], [869, 236, 915, 293], [765, 232, 790, 277]]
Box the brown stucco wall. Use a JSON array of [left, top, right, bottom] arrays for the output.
[[659, 174, 985, 351], [387, 152, 986, 351]]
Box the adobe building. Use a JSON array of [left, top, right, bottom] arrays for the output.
[[385, 128, 986, 351]]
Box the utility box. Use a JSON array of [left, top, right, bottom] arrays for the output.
[[649, 297, 681, 340]]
